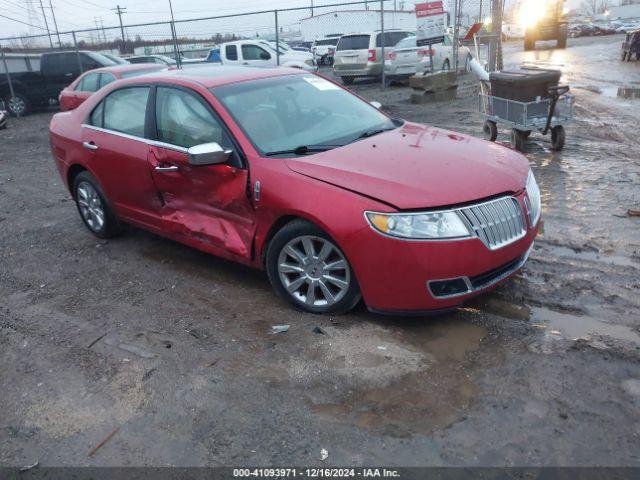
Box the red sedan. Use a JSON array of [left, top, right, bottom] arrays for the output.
[[58, 63, 167, 111], [49, 67, 540, 315]]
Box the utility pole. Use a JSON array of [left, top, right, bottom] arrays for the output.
[[490, 0, 503, 71], [310, 0, 314, 17], [38, 0, 54, 48], [168, 0, 182, 68], [99, 17, 107, 43], [48, 0, 62, 47], [112, 5, 127, 54]]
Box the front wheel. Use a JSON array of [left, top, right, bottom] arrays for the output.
[[551, 125, 566, 151], [483, 120, 498, 142], [266, 220, 361, 315]]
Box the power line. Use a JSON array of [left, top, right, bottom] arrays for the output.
[[0, 12, 48, 30]]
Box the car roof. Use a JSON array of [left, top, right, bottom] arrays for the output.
[[115, 65, 306, 89], [89, 63, 165, 75]]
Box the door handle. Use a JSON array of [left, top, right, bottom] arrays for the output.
[[154, 165, 179, 172], [82, 141, 98, 151]]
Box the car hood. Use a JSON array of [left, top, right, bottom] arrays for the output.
[[282, 51, 313, 62], [284, 122, 530, 210]]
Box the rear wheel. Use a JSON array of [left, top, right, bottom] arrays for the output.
[[551, 125, 566, 151], [512, 129, 526, 152], [73, 171, 123, 239], [266, 220, 361, 315], [6, 93, 30, 116], [341, 76, 354, 85], [483, 120, 498, 142], [524, 34, 535, 51]]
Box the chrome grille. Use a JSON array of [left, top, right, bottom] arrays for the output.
[[458, 197, 527, 250]]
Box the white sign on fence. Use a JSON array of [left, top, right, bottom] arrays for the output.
[[415, 1, 446, 47]]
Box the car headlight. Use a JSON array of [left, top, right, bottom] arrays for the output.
[[525, 170, 541, 227], [365, 211, 471, 240]]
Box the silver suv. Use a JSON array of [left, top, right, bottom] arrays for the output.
[[333, 30, 413, 85]]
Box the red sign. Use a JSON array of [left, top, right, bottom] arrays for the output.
[[415, 1, 444, 18]]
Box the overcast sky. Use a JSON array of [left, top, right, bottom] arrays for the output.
[[0, 0, 586, 40]]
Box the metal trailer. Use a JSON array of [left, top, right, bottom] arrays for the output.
[[479, 86, 573, 152]]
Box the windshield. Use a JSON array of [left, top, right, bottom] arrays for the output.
[[212, 74, 396, 156]]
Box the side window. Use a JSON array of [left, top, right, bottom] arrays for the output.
[[225, 45, 238, 61], [100, 73, 116, 88], [76, 72, 100, 92], [103, 87, 150, 137], [89, 101, 104, 127], [242, 44, 269, 61], [155, 87, 230, 149]]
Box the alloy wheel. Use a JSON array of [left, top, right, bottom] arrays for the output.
[[77, 181, 105, 232], [277, 235, 350, 308], [8, 96, 25, 116]]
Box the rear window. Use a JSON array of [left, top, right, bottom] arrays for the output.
[[394, 36, 417, 49], [315, 39, 337, 46], [337, 35, 370, 51], [376, 31, 412, 47]]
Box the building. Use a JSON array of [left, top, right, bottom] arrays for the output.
[[607, 5, 640, 22], [299, 9, 418, 42]]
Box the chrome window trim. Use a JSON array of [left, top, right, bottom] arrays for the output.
[[364, 195, 527, 248], [81, 124, 188, 154], [426, 242, 534, 300]]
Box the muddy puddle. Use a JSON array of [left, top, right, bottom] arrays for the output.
[[576, 85, 640, 99], [310, 319, 488, 438]]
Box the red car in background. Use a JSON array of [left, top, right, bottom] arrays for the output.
[[59, 64, 167, 111], [49, 67, 540, 315]]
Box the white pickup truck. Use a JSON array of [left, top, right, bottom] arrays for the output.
[[214, 40, 317, 71]]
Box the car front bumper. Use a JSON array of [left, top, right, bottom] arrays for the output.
[[344, 195, 539, 313]]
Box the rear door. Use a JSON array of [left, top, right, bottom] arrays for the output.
[[81, 86, 163, 229], [147, 86, 256, 259], [335, 35, 371, 68]]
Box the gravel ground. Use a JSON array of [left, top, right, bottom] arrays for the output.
[[1, 35, 639, 467]]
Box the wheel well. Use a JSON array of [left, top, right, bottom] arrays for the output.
[[259, 215, 305, 265], [67, 164, 87, 197]]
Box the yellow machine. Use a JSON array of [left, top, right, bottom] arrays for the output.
[[520, 0, 569, 51]]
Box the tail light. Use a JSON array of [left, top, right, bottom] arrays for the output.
[[385, 52, 396, 61], [417, 49, 435, 57], [368, 49, 377, 62]]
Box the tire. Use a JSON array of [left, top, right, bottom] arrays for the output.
[[6, 93, 30, 116], [73, 171, 123, 239], [266, 220, 361, 315], [483, 120, 498, 142], [341, 76, 354, 85], [442, 59, 450, 72], [511, 129, 526, 152], [551, 125, 566, 151], [557, 25, 568, 49], [524, 34, 535, 51]]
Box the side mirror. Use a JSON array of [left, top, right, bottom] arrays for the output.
[[188, 143, 232, 166], [260, 52, 271, 60], [370, 101, 382, 109]]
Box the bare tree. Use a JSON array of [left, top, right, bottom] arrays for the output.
[[580, 0, 612, 15]]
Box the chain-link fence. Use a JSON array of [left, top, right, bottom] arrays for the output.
[[0, 0, 503, 117]]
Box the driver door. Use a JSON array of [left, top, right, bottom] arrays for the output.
[[148, 86, 256, 260], [240, 44, 272, 68]]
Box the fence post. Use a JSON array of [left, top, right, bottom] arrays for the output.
[[492, 0, 503, 71], [380, 0, 385, 88], [452, 0, 460, 72], [170, 21, 182, 69], [1, 43, 18, 116], [72, 32, 83, 75], [275, 10, 280, 66]]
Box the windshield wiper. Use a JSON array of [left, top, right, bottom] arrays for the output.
[[264, 145, 341, 156], [356, 126, 396, 140]]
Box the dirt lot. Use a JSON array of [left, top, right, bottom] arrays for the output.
[[1, 35, 639, 467]]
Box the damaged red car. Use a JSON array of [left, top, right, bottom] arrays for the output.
[[49, 67, 540, 315]]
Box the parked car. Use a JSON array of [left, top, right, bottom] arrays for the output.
[[101, 53, 129, 64], [217, 40, 316, 70], [384, 35, 472, 82], [311, 38, 339, 65], [333, 30, 413, 84], [0, 50, 117, 116], [49, 66, 540, 315], [126, 55, 176, 66], [622, 29, 640, 61], [206, 48, 221, 62], [58, 64, 167, 111], [258, 41, 315, 63], [616, 23, 640, 34]]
